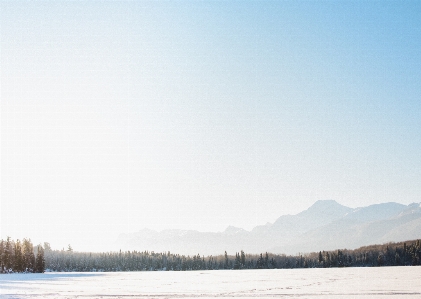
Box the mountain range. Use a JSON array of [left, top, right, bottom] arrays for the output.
[[115, 200, 421, 255]]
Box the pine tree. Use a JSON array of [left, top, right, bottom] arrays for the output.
[[403, 243, 407, 265], [14, 240, 24, 272], [377, 253, 384, 266], [303, 258, 308, 268], [234, 253, 241, 269], [324, 251, 331, 268], [0, 240, 4, 273], [265, 252, 269, 268], [23, 238, 35, 272], [256, 253, 264, 269], [318, 251, 323, 265], [4, 237, 13, 272], [385, 246, 391, 265], [43, 242, 52, 252], [395, 252, 401, 265], [35, 246, 45, 273], [240, 250, 246, 268], [337, 250, 343, 267]]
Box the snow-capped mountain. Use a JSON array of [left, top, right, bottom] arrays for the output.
[[114, 200, 421, 255]]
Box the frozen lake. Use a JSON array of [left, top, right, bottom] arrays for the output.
[[1, 267, 420, 298]]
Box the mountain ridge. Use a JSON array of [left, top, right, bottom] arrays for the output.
[[114, 200, 421, 255]]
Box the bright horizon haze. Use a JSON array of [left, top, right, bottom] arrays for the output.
[[1, 1, 421, 252]]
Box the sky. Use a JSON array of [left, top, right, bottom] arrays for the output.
[[1, 1, 421, 252]]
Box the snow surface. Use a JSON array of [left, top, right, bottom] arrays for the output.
[[0, 267, 420, 298]]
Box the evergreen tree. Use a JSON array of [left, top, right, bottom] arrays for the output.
[[303, 258, 308, 268], [4, 237, 13, 272], [14, 240, 25, 272], [395, 252, 401, 265], [324, 251, 331, 268], [403, 243, 407, 264], [265, 252, 269, 268], [377, 253, 384, 266], [0, 240, 4, 273], [256, 253, 264, 269], [240, 250, 246, 268], [43, 242, 52, 252], [337, 250, 343, 267], [35, 245, 46, 273], [23, 238, 35, 272], [385, 246, 391, 264], [233, 253, 239, 269], [270, 257, 277, 269]]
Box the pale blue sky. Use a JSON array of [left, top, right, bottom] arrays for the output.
[[1, 1, 421, 251]]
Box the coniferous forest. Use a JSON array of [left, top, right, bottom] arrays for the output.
[[1, 238, 420, 273], [0, 237, 45, 273]]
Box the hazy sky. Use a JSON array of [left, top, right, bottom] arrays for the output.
[[1, 1, 421, 251]]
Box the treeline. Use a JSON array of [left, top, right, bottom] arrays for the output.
[[43, 239, 420, 272], [0, 237, 45, 273], [2, 238, 420, 273]]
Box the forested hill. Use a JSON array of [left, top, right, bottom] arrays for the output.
[[2, 238, 419, 273]]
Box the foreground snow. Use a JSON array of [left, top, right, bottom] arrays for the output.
[[0, 266, 420, 298]]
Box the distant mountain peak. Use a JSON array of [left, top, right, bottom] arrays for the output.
[[303, 199, 352, 215], [311, 199, 343, 208], [315, 199, 337, 203], [224, 226, 246, 235]]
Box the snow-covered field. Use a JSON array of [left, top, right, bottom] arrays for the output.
[[1, 267, 420, 298]]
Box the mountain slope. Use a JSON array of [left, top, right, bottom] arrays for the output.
[[343, 202, 407, 222], [275, 200, 352, 230]]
